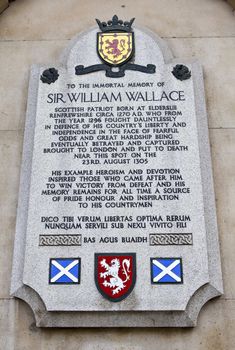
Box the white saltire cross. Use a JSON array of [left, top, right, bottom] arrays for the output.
[[152, 259, 181, 282], [51, 259, 78, 283]]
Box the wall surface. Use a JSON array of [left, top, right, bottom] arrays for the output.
[[0, 0, 234, 349]]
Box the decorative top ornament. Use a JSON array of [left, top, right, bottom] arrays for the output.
[[75, 15, 156, 78], [96, 15, 135, 33]]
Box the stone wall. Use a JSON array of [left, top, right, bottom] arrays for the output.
[[0, 0, 234, 348]]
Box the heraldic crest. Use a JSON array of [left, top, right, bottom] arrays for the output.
[[75, 15, 156, 78], [95, 253, 136, 302]]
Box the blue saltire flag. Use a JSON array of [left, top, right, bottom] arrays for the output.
[[151, 258, 183, 284], [49, 258, 80, 284]]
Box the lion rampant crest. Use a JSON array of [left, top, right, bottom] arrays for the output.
[[99, 258, 130, 295], [105, 38, 126, 58], [95, 253, 136, 301]]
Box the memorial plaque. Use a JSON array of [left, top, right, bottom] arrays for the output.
[[11, 15, 223, 327]]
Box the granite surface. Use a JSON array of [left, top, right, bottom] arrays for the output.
[[10, 24, 223, 327]]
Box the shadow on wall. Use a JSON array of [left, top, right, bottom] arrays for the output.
[[0, 0, 16, 15], [227, 0, 235, 9]]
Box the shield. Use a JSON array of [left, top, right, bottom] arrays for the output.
[[95, 253, 136, 302], [97, 32, 134, 66]]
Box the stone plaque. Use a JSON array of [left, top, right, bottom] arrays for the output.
[[11, 15, 223, 327]]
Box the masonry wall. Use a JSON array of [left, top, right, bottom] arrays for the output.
[[0, 0, 234, 349]]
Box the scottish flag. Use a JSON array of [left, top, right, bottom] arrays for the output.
[[151, 258, 183, 284], [49, 258, 80, 284]]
